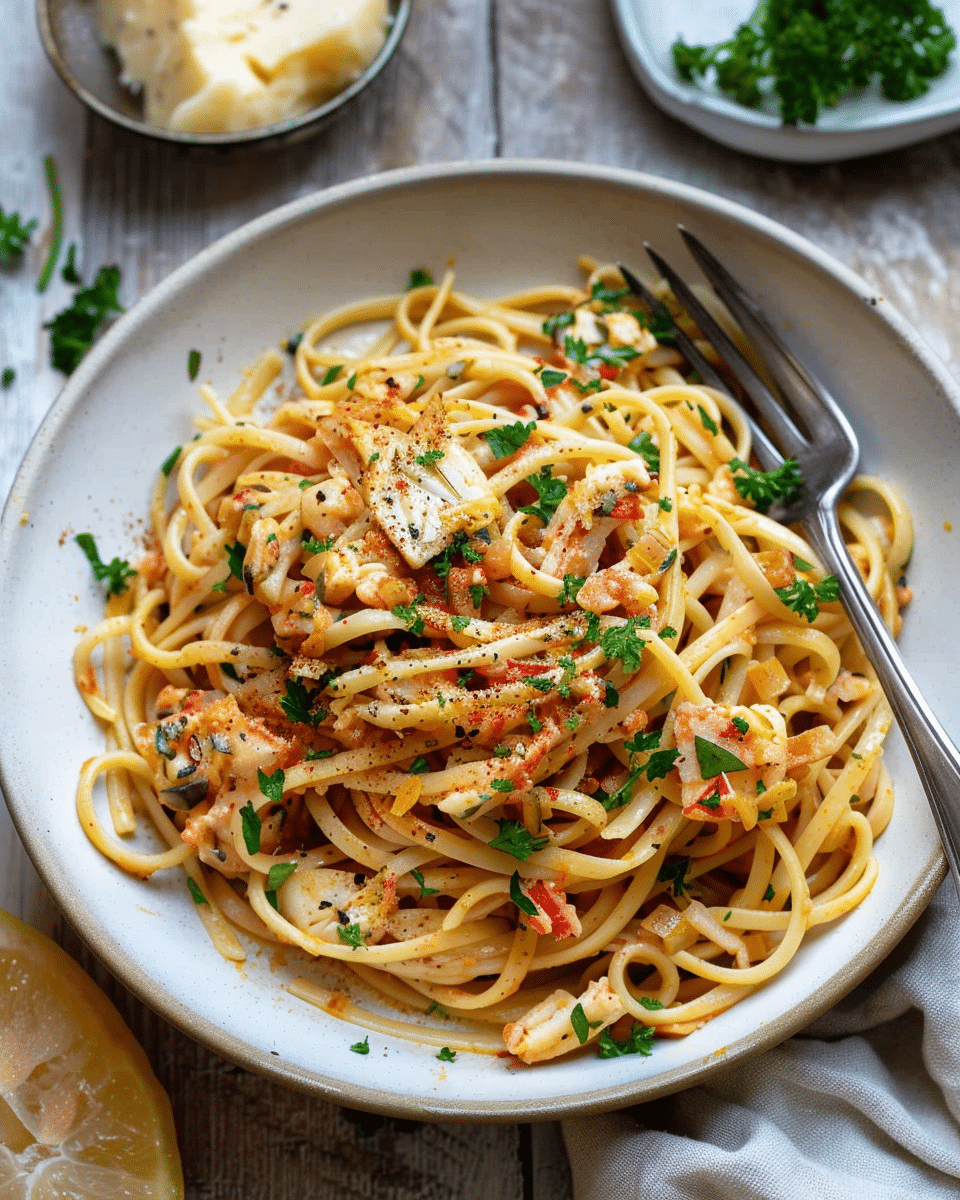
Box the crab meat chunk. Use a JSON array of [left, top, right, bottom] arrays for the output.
[[673, 702, 792, 828], [503, 978, 622, 1063], [338, 394, 501, 568], [278, 866, 398, 946]]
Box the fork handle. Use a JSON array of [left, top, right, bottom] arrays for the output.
[[807, 504, 960, 888]]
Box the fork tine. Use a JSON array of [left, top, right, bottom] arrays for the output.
[[617, 262, 784, 473], [677, 226, 860, 456], [643, 241, 807, 462]]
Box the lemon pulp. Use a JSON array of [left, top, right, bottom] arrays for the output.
[[0, 906, 183, 1198]]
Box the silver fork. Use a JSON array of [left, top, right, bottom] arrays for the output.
[[619, 229, 960, 892]]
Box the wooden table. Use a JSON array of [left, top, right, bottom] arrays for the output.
[[3, 2, 960, 1195]]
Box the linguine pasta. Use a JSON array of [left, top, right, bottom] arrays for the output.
[[74, 261, 911, 1064]]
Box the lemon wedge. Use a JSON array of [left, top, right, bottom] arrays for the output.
[[0, 907, 183, 1198]]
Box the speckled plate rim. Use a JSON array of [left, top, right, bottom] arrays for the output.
[[0, 159, 950, 1120], [36, 0, 410, 149]]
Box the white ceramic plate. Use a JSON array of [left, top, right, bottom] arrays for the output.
[[611, 0, 960, 162], [0, 161, 954, 1119]]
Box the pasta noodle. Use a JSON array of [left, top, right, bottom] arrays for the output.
[[74, 260, 912, 1064]]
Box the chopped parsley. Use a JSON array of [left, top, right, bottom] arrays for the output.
[[510, 871, 538, 916], [628, 430, 660, 473], [775, 575, 840, 622], [415, 449, 445, 466], [599, 617, 648, 673], [0, 206, 36, 262], [520, 466, 568, 525], [543, 310, 575, 339], [758, 808, 773, 820], [411, 868, 438, 898], [527, 711, 543, 734], [697, 404, 719, 435], [603, 680, 620, 708], [451, 614, 472, 632], [1, 367, 14, 388], [694, 737, 747, 778], [350, 1037, 370, 1055], [161, 446, 182, 476], [598, 768, 642, 811], [490, 779, 514, 793], [625, 730, 663, 756], [391, 595, 426, 636], [436, 1046, 457, 1062], [61, 242, 81, 284], [408, 267, 434, 289], [306, 749, 334, 761], [75, 533, 136, 596], [321, 364, 342, 385], [794, 555, 815, 572], [265, 861, 297, 909], [285, 332, 303, 354], [225, 541, 246, 581], [764, 884, 776, 901], [280, 677, 327, 726], [347, 372, 357, 390], [187, 878, 208, 905], [240, 802, 262, 854], [257, 766, 285, 805], [46, 265, 123, 374], [657, 856, 691, 897], [188, 349, 201, 381], [539, 368, 568, 388], [408, 756, 431, 774], [639, 996, 664, 1011], [468, 583, 489, 609], [596, 1022, 655, 1058], [571, 1002, 604, 1044], [485, 420, 537, 458], [729, 457, 804, 513], [337, 923, 366, 950], [302, 535, 335, 555], [557, 574, 585, 605], [489, 819, 549, 861], [563, 335, 590, 365], [732, 716, 750, 735]]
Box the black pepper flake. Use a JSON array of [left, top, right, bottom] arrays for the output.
[[176, 763, 197, 779], [581, 403, 593, 413], [354, 873, 366, 886], [424, 832, 437, 842], [316, 490, 326, 502], [337, 910, 351, 925], [534, 403, 549, 419], [455, 724, 466, 738], [318, 900, 332, 909]]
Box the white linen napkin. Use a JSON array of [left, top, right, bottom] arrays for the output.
[[564, 880, 960, 1199]]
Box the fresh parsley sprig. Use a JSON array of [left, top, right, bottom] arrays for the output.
[[75, 533, 136, 596], [0, 207, 36, 262], [46, 265, 123, 375], [729, 456, 804, 513], [775, 575, 840, 622]]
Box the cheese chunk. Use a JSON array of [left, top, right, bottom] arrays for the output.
[[96, 0, 389, 133]]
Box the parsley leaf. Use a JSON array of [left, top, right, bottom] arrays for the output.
[[0, 207, 36, 262], [598, 768, 642, 811], [563, 335, 590, 364], [225, 541, 246, 581], [571, 1002, 604, 1044], [519, 466, 568, 525], [188, 348, 201, 381], [597, 1022, 655, 1058], [599, 617, 647, 673], [280, 678, 326, 726], [408, 267, 434, 289], [415, 449, 445, 466], [187, 878, 208, 905], [257, 767, 285, 804], [657, 856, 691, 897], [408, 756, 430, 774], [489, 819, 549, 861], [694, 736, 748, 778], [468, 583, 489, 609], [265, 861, 297, 908], [1, 367, 14, 388], [698, 404, 719, 435], [510, 871, 538, 916], [302, 534, 335, 555], [485, 420, 537, 458], [543, 311, 575, 339], [350, 1036, 370, 1054], [732, 716, 750, 735], [539, 368, 568, 388], [392, 595, 426, 636], [490, 778, 514, 793], [628, 430, 660, 473], [411, 868, 438, 898], [321, 364, 342, 385], [161, 446, 181, 477], [436, 1046, 457, 1062], [75, 532, 136, 596], [774, 575, 839, 622], [451, 614, 472, 632], [729, 457, 804, 513], [240, 802, 262, 854], [46, 265, 123, 375], [557, 574, 585, 605], [337, 923, 366, 950], [61, 242, 81, 284]]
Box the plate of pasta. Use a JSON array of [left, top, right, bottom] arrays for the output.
[[0, 161, 955, 1118]]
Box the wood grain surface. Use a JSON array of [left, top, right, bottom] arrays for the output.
[[3, 0, 960, 1195]]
